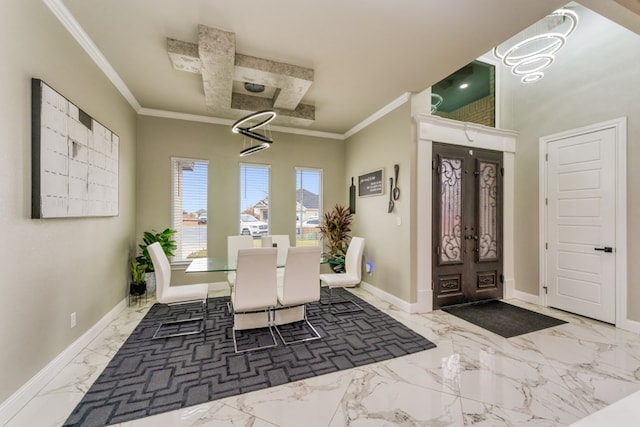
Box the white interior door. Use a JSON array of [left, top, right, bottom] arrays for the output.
[[546, 128, 616, 323]]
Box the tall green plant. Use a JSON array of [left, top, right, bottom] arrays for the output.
[[318, 204, 353, 272], [136, 228, 177, 272]]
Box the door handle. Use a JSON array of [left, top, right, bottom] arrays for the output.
[[594, 247, 613, 253]]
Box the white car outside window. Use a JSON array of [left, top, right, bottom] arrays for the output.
[[302, 216, 320, 228], [240, 214, 269, 237]]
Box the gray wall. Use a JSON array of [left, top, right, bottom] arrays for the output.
[[0, 0, 137, 402], [135, 116, 345, 285], [503, 5, 640, 319], [345, 103, 415, 302]]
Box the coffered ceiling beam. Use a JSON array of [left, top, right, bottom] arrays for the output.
[[166, 25, 315, 125]]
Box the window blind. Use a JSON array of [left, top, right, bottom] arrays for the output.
[[296, 168, 322, 246], [239, 163, 270, 237], [171, 158, 208, 261]]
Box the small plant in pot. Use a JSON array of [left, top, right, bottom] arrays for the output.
[[318, 204, 353, 273], [129, 259, 147, 296]]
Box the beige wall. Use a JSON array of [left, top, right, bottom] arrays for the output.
[[345, 103, 414, 302], [5, 0, 639, 411], [136, 116, 345, 285], [0, 0, 137, 402], [503, 5, 640, 319]]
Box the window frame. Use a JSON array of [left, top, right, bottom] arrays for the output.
[[295, 167, 323, 245], [170, 156, 209, 265], [239, 163, 271, 237]]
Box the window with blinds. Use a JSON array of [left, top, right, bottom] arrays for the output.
[[239, 164, 270, 237], [171, 158, 208, 261], [296, 168, 322, 246]]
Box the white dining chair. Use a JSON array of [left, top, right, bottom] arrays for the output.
[[147, 242, 210, 339], [319, 236, 366, 313], [231, 247, 278, 352], [268, 234, 291, 266], [226, 235, 254, 288], [274, 246, 322, 344]]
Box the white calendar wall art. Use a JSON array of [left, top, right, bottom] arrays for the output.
[[31, 79, 119, 218]]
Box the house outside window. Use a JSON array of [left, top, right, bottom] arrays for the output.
[[171, 158, 208, 261], [239, 163, 270, 238], [296, 168, 322, 246]]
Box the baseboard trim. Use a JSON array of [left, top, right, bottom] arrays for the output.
[[617, 318, 640, 334], [511, 290, 540, 305], [504, 278, 516, 299], [359, 281, 411, 313], [411, 288, 433, 314], [0, 298, 127, 426]]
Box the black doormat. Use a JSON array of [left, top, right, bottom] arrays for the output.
[[64, 288, 435, 426], [441, 299, 567, 338]]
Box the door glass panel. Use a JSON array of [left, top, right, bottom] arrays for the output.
[[478, 161, 498, 261], [440, 157, 463, 263]]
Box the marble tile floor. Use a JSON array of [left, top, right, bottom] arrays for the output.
[[7, 287, 640, 427]]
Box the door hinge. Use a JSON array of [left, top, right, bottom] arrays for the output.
[[545, 197, 548, 206], [431, 280, 434, 290], [543, 285, 548, 294], [436, 246, 441, 256], [500, 167, 504, 177], [432, 159, 437, 170], [545, 153, 549, 161], [500, 274, 504, 284], [545, 242, 548, 250]]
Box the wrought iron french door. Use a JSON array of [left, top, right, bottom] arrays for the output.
[[432, 143, 503, 308]]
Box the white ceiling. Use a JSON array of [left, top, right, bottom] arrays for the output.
[[57, 0, 638, 136]]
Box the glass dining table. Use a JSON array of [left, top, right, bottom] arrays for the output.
[[185, 254, 331, 273], [185, 257, 266, 273]]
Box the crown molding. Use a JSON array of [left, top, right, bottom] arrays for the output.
[[46, 0, 405, 141], [138, 108, 234, 126], [268, 124, 343, 140], [139, 108, 344, 140], [43, 0, 141, 112], [343, 92, 411, 139]]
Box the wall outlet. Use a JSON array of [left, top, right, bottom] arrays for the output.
[[70, 312, 77, 329]]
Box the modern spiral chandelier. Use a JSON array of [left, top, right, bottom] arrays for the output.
[[493, 8, 578, 83], [231, 110, 276, 156]]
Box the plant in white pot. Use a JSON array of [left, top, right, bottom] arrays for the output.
[[135, 228, 177, 294]]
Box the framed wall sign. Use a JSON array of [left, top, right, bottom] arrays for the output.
[[31, 79, 119, 218], [358, 168, 384, 197]]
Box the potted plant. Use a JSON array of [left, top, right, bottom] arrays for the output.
[[135, 228, 177, 294], [136, 228, 177, 272], [129, 258, 147, 296], [318, 204, 353, 272]]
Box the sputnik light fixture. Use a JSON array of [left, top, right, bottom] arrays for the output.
[[231, 110, 276, 156], [493, 8, 578, 83]]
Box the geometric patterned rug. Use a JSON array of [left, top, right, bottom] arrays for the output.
[[63, 288, 436, 426]]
